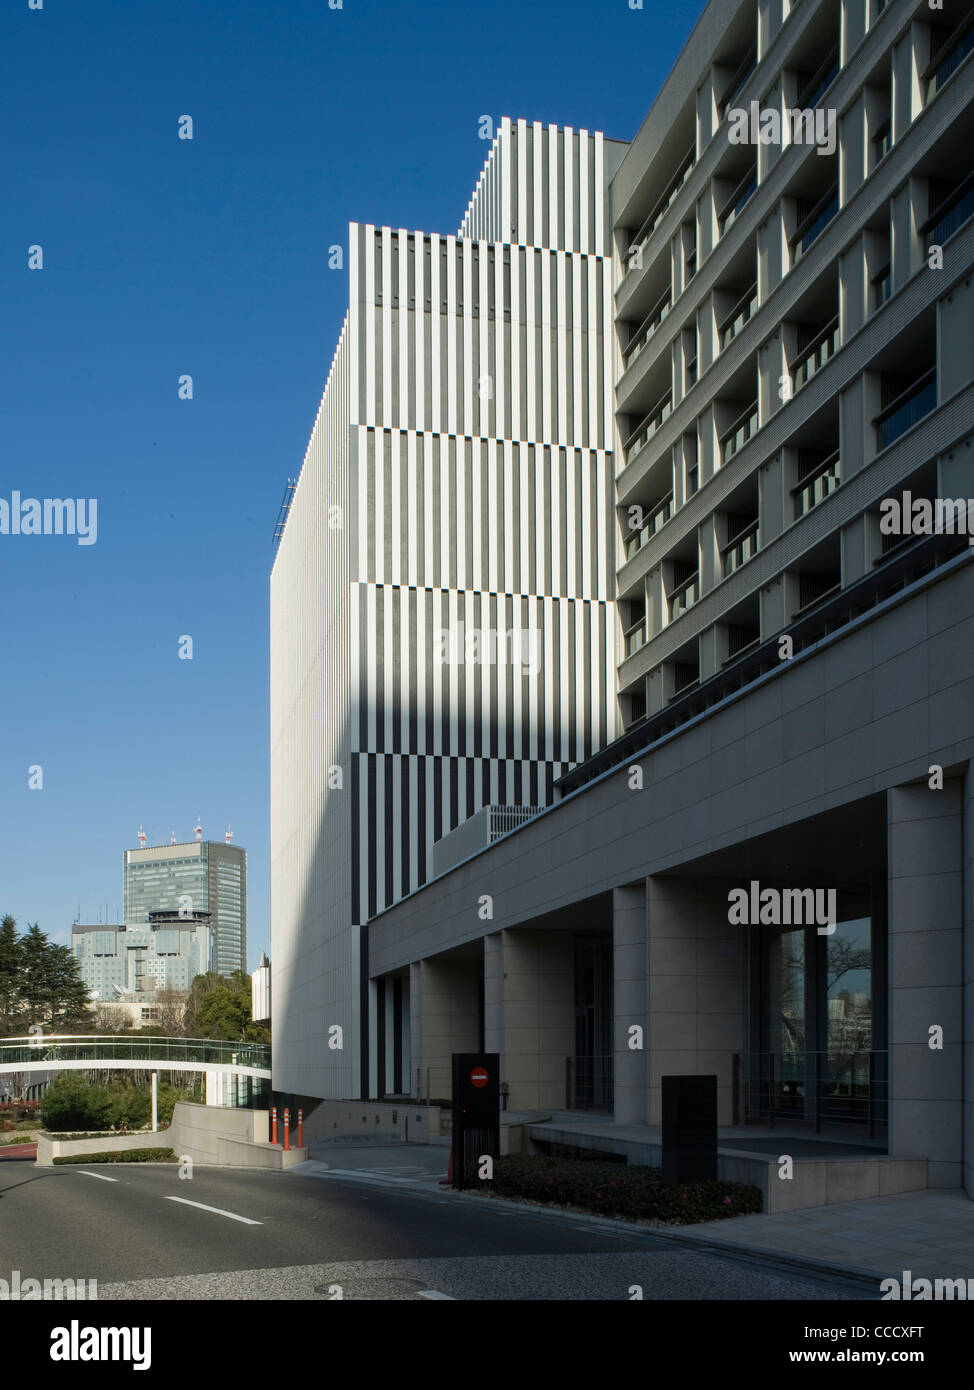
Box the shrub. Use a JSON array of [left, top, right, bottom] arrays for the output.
[[41, 1075, 153, 1132], [53, 1148, 176, 1164], [489, 1155, 762, 1223]]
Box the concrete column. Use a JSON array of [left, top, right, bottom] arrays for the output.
[[938, 279, 974, 405], [613, 883, 650, 1125], [887, 782, 965, 1188], [484, 931, 504, 1055], [646, 876, 746, 1126], [840, 0, 867, 66], [498, 928, 574, 1111], [408, 955, 481, 1100], [964, 764, 974, 1199], [409, 961, 422, 1097]]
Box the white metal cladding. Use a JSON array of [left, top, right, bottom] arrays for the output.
[[270, 320, 358, 1102], [271, 121, 619, 1101], [459, 117, 610, 256]]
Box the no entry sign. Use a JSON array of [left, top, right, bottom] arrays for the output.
[[470, 1066, 489, 1088]]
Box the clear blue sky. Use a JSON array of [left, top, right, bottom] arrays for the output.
[[0, 0, 700, 966]]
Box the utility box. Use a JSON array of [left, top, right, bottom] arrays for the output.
[[662, 1074, 718, 1183], [451, 1053, 500, 1189]]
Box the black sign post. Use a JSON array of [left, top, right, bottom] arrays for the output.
[[661, 1074, 718, 1183], [451, 1052, 500, 1189]]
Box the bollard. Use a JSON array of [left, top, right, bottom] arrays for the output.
[[283, 1107, 291, 1152], [271, 1106, 278, 1145], [297, 1108, 303, 1149]]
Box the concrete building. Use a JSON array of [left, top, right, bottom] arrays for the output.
[[124, 838, 247, 976], [270, 118, 626, 1101], [274, 0, 974, 1202], [72, 913, 212, 1001], [252, 951, 271, 1026]]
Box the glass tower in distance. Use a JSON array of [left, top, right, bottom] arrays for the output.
[[123, 837, 247, 977]]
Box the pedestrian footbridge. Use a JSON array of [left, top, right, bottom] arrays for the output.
[[0, 1036, 271, 1105]]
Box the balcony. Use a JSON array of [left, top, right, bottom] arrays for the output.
[[626, 143, 696, 274], [719, 167, 758, 237], [792, 185, 839, 261], [720, 284, 759, 349], [875, 370, 936, 451], [624, 492, 675, 559], [623, 288, 673, 370], [920, 173, 974, 248], [793, 316, 840, 391], [669, 572, 700, 620], [872, 119, 892, 165], [793, 450, 840, 519], [721, 401, 759, 461], [796, 46, 840, 111], [624, 618, 648, 657], [925, 15, 974, 101], [871, 262, 892, 309], [722, 520, 759, 576], [719, 46, 758, 120], [624, 390, 674, 466]]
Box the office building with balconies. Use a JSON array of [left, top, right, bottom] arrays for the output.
[[364, 0, 974, 1208]]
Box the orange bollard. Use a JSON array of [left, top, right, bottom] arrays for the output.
[[271, 1106, 278, 1144], [283, 1107, 291, 1152], [297, 1108, 303, 1149]]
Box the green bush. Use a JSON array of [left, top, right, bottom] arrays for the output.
[[489, 1155, 762, 1223], [53, 1148, 176, 1164], [40, 1075, 170, 1132]]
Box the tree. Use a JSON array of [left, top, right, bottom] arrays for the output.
[[97, 1005, 131, 1034], [184, 970, 268, 1042], [155, 987, 188, 1037], [0, 917, 95, 1037], [0, 916, 19, 1035]]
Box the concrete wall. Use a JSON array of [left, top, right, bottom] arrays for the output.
[[167, 1103, 306, 1170], [301, 1097, 446, 1146], [36, 1129, 172, 1167]]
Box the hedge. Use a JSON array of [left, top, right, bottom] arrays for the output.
[[53, 1148, 177, 1165], [489, 1155, 762, 1223]]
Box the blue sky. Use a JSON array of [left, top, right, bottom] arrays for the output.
[[0, 0, 699, 965]]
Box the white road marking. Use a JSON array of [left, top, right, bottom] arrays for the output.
[[164, 1196, 263, 1226], [418, 1290, 455, 1300], [77, 1170, 119, 1182]]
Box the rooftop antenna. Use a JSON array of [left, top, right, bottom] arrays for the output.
[[170, 829, 176, 845], [137, 822, 147, 850], [225, 822, 233, 845], [195, 815, 202, 843]]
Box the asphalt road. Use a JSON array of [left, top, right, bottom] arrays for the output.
[[0, 1156, 873, 1300]]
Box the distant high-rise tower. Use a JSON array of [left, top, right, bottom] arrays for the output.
[[124, 833, 246, 976]]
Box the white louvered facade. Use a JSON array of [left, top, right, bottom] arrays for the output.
[[271, 119, 627, 1102]]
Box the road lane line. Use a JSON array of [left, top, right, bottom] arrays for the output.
[[164, 1196, 262, 1225], [418, 1290, 455, 1300], [77, 1170, 119, 1182]]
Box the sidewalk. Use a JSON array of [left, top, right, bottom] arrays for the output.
[[653, 1188, 974, 1283], [291, 1144, 974, 1285]]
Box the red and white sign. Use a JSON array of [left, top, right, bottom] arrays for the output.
[[470, 1066, 489, 1089]]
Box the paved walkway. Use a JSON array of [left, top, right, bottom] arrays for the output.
[[654, 1189, 974, 1282], [295, 1144, 974, 1284]]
